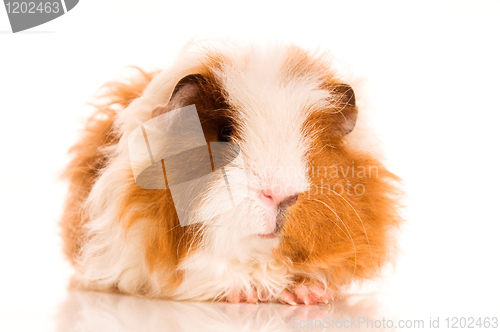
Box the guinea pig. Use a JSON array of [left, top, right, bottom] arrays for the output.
[[60, 42, 401, 305]]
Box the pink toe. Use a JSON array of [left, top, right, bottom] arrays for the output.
[[280, 290, 297, 305], [246, 291, 258, 304]]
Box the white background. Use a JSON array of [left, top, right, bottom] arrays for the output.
[[0, 0, 499, 331]]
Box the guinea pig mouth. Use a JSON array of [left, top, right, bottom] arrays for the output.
[[258, 211, 286, 239]]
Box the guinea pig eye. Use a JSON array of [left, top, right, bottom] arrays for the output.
[[219, 123, 233, 142]]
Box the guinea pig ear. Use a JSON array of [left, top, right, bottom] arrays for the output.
[[152, 74, 206, 118], [331, 84, 357, 136]]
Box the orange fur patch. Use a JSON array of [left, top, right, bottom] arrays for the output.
[[60, 68, 157, 265]]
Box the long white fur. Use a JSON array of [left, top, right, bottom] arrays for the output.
[[77, 42, 355, 301]]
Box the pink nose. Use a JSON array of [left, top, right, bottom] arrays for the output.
[[259, 189, 299, 208]]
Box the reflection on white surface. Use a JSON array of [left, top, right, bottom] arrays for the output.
[[56, 290, 391, 332]]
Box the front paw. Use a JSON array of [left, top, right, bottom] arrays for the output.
[[279, 284, 334, 305]]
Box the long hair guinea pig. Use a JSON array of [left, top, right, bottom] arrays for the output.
[[60, 42, 401, 305]]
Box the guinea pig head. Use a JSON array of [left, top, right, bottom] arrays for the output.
[[141, 47, 392, 270]]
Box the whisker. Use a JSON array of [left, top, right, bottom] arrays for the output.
[[298, 222, 316, 265], [309, 198, 357, 282], [317, 185, 375, 266]]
